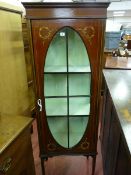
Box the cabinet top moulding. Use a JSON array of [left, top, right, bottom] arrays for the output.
[[23, 2, 109, 20]]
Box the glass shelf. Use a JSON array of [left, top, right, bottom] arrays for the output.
[[69, 74, 91, 95], [44, 66, 91, 73], [44, 74, 91, 97], [68, 27, 90, 70], [69, 117, 88, 147], [69, 97, 90, 115], [45, 30, 67, 72], [47, 116, 88, 148], [44, 74, 67, 96], [47, 117, 68, 148], [68, 66, 91, 73], [45, 98, 67, 116], [45, 97, 90, 116], [44, 66, 67, 73]]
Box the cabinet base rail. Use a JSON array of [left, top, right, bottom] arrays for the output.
[[40, 154, 97, 175]]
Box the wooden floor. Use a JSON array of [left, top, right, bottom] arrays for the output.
[[31, 120, 103, 175]]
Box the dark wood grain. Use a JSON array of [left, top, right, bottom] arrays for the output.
[[101, 69, 131, 175], [23, 2, 109, 20]]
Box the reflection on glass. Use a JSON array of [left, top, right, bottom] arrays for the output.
[[69, 97, 90, 115], [44, 29, 67, 72], [69, 117, 88, 147], [44, 74, 67, 96], [45, 98, 67, 116], [47, 117, 68, 148], [69, 74, 91, 96]]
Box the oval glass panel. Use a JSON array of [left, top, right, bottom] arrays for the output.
[[44, 27, 91, 148]]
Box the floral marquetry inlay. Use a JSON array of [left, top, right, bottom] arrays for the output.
[[77, 26, 95, 45], [80, 138, 90, 150], [47, 140, 57, 151], [39, 26, 57, 42]]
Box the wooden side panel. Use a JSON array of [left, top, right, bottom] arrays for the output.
[[101, 79, 131, 175], [0, 10, 30, 116], [22, 17, 36, 116], [115, 136, 131, 175]]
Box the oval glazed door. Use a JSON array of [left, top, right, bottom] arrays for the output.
[[44, 27, 91, 148]]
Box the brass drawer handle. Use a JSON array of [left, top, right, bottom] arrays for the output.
[[0, 157, 12, 173]]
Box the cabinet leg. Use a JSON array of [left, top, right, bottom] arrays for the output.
[[44, 157, 48, 161], [86, 156, 89, 160], [41, 159, 45, 175], [92, 156, 96, 175]]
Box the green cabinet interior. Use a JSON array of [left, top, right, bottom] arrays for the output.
[[44, 27, 91, 148]]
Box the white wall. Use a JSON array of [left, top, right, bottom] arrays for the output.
[[106, 1, 131, 31]]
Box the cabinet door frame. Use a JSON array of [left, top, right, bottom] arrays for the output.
[[31, 19, 103, 156]]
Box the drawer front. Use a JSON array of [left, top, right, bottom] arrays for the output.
[[0, 128, 35, 175]]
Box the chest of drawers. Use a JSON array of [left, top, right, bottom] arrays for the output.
[[0, 116, 35, 175]]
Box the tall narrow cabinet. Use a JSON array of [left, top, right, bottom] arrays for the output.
[[23, 2, 109, 175]]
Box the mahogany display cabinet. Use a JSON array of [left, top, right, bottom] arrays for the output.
[[23, 2, 109, 175]]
